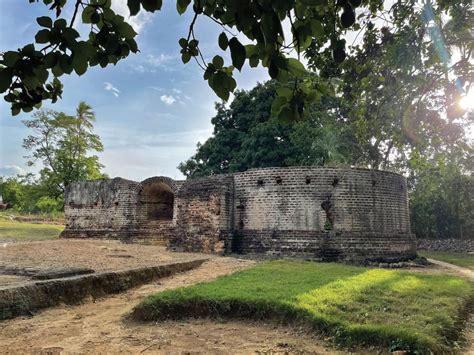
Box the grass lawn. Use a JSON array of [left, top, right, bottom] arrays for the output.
[[0, 219, 63, 240], [133, 260, 473, 353], [419, 251, 474, 270]]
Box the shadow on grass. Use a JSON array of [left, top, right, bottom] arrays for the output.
[[132, 260, 473, 353]]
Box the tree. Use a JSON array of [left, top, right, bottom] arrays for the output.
[[408, 150, 473, 240], [179, 80, 360, 177], [0, 0, 381, 120], [22, 101, 105, 197], [306, 0, 473, 170]]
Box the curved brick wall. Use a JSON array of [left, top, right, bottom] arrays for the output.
[[62, 168, 416, 261], [230, 167, 416, 261]]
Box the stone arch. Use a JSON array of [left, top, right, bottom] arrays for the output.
[[139, 177, 176, 221]]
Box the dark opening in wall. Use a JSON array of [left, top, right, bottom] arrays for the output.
[[372, 180, 377, 186], [140, 182, 174, 221], [332, 178, 339, 187], [321, 196, 334, 230], [276, 177, 282, 184], [257, 179, 264, 186], [306, 177, 311, 184]]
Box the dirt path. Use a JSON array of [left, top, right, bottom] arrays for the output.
[[426, 258, 474, 281], [0, 257, 333, 354]]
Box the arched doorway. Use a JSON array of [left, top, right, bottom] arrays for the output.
[[140, 181, 174, 221]]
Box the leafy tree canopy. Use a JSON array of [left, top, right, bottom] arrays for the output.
[[0, 0, 383, 120], [22, 101, 106, 197], [179, 80, 361, 177], [305, 0, 473, 170]]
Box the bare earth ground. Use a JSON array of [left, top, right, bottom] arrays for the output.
[[0, 239, 202, 272], [0, 239, 204, 287], [0, 239, 472, 354], [0, 257, 338, 354]]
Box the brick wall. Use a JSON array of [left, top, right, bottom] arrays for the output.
[[230, 167, 414, 261], [62, 167, 415, 261], [169, 175, 233, 253], [62, 177, 141, 239]]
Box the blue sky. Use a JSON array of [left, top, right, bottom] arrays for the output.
[[0, 0, 269, 181]]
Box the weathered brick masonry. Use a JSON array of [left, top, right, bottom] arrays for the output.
[[62, 167, 416, 261]]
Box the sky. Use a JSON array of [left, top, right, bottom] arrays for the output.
[[0, 0, 270, 181]]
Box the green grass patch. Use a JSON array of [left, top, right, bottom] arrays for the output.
[[419, 251, 474, 270], [133, 260, 473, 353], [0, 219, 63, 240]]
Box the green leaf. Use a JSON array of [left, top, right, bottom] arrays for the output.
[[59, 55, 73, 74], [141, 0, 162, 12], [276, 87, 292, 98], [212, 55, 224, 69], [73, 58, 88, 76], [37, 16, 53, 28], [178, 38, 187, 48], [209, 71, 230, 101], [21, 44, 35, 57], [181, 51, 191, 64], [11, 106, 21, 116], [310, 19, 324, 38], [332, 48, 346, 63], [127, 0, 141, 16], [271, 95, 288, 116], [52, 64, 64, 77], [341, 7, 355, 28], [82, 6, 95, 24], [115, 20, 137, 39], [228, 37, 245, 71], [2, 52, 20, 67], [176, 0, 191, 14], [249, 55, 259, 68], [35, 29, 50, 44], [218, 32, 228, 50], [0, 67, 14, 93], [287, 58, 306, 77], [54, 18, 67, 29], [44, 52, 58, 68]]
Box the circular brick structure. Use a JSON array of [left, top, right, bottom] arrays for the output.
[[229, 167, 416, 262], [62, 167, 416, 262]]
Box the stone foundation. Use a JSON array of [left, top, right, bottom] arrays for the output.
[[417, 238, 473, 253]]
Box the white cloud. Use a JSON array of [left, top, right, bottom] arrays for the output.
[[172, 88, 182, 94], [111, 0, 153, 33], [0, 165, 26, 177], [129, 53, 177, 73], [104, 82, 120, 97], [146, 53, 174, 67], [160, 95, 176, 105]]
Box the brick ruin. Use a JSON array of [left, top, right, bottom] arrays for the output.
[[61, 167, 417, 262]]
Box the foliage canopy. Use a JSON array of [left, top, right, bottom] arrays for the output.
[[0, 0, 382, 120]]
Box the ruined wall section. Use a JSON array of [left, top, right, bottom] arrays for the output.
[[169, 175, 234, 253], [231, 167, 415, 261], [61, 178, 140, 239], [131, 176, 178, 243]]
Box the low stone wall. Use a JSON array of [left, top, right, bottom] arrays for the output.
[[417, 238, 473, 253], [0, 259, 206, 320]]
